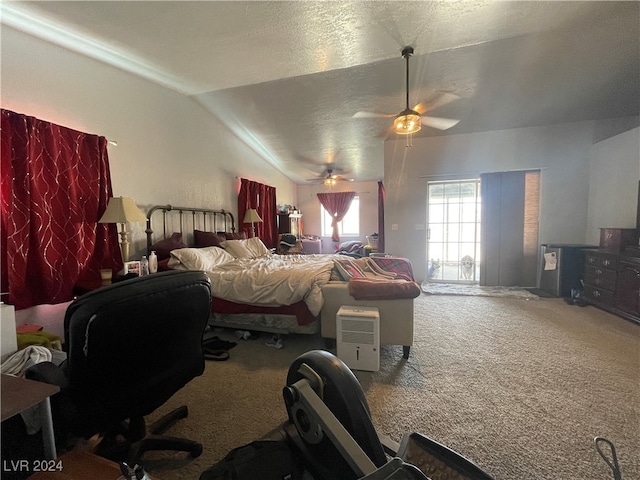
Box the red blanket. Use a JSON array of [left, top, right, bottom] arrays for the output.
[[348, 277, 421, 300]]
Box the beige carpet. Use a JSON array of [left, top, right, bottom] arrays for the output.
[[143, 294, 639, 480]]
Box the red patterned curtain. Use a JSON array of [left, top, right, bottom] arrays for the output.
[[260, 185, 277, 248], [317, 191, 356, 242], [237, 178, 277, 249], [378, 181, 385, 253], [1, 109, 122, 309]]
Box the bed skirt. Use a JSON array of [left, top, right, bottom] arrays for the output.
[[209, 297, 319, 335]]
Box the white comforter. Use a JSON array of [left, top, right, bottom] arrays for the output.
[[172, 252, 336, 316]]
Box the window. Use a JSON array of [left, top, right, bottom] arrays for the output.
[[321, 196, 360, 236]]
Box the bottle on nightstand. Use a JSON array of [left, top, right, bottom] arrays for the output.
[[149, 251, 158, 274], [140, 255, 149, 276]]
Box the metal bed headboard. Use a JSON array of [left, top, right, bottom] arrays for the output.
[[146, 204, 236, 253]]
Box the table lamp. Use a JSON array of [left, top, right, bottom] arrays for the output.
[[99, 196, 147, 263], [243, 208, 263, 238]]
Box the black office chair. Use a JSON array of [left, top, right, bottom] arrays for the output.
[[26, 270, 212, 463]]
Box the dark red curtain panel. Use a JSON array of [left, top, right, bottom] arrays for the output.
[[317, 191, 356, 242], [378, 181, 385, 253], [237, 179, 251, 238], [1, 109, 122, 309], [261, 184, 277, 249], [237, 178, 277, 249]]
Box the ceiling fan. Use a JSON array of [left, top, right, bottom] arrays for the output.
[[306, 168, 352, 185], [353, 46, 461, 135]]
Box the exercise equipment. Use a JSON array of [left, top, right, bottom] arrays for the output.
[[282, 350, 495, 480]]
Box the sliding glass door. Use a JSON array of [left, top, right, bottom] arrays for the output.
[[426, 179, 481, 283]]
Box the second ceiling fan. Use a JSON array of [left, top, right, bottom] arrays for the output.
[[306, 168, 352, 185], [354, 46, 461, 135]]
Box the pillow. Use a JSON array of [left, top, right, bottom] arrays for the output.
[[333, 257, 367, 281], [244, 237, 270, 258], [194, 230, 226, 248], [150, 232, 187, 260], [221, 237, 270, 259], [218, 231, 247, 240], [168, 246, 235, 271], [336, 240, 364, 253]]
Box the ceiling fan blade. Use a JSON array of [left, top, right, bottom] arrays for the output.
[[353, 111, 395, 119], [421, 116, 461, 130], [376, 124, 396, 138], [330, 167, 351, 175], [414, 92, 461, 115]]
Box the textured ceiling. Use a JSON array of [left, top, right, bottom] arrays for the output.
[[2, 1, 639, 184]]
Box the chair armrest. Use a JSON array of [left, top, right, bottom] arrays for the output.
[[25, 361, 69, 390]]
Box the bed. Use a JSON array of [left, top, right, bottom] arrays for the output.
[[146, 204, 333, 335]]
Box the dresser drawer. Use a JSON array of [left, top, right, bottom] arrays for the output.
[[584, 284, 615, 305], [584, 265, 617, 289], [585, 253, 617, 269]]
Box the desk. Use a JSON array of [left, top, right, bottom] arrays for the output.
[[1, 374, 59, 459]]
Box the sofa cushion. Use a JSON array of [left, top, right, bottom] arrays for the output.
[[348, 277, 421, 300]]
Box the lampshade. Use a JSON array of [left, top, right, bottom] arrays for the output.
[[99, 196, 146, 224], [393, 110, 421, 135], [243, 208, 263, 224]]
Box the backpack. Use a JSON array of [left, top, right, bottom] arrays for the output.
[[199, 439, 303, 480]]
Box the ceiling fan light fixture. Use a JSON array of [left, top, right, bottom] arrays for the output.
[[394, 110, 421, 135]]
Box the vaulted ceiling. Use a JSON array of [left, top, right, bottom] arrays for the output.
[[3, 1, 638, 184]]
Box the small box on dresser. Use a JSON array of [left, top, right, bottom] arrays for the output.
[[599, 228, 639, 250]]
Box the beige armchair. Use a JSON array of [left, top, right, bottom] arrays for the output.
[[320, 281, 414, 358]]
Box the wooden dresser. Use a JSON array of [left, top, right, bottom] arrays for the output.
[[583, 228, 640, 325]]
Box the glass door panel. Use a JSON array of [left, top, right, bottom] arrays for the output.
[[427, 179, 481, 283]]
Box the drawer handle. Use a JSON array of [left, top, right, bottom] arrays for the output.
[[593, 290, 601, 298], [588, 257, 596, 263], [596, 269, 603, 275], [602, 260, 611, 267], [623, 266, 640, 277]]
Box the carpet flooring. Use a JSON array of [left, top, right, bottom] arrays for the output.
[[142, 294, 639, 480]]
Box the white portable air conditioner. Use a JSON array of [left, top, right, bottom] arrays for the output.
[[336, 306, 380, 372]]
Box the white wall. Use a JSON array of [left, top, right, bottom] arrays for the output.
[[1, 26, 297, 259], [384, 122, 600, 281], [586, 127, 640, 244], [4, 27, 638, 274], [296, 181, 379, 253]]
